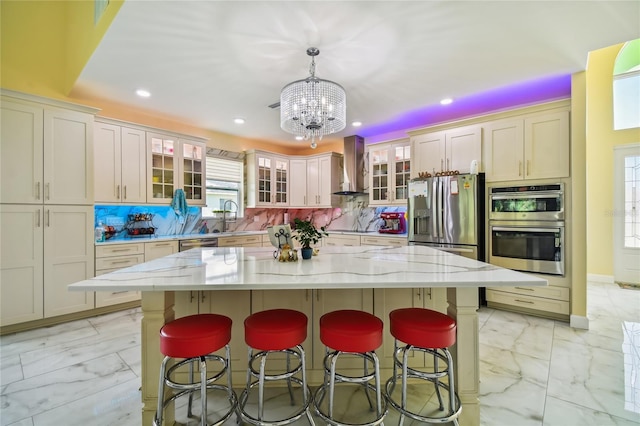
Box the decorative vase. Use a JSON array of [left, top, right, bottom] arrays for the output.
[[301, 247, 313, 260]]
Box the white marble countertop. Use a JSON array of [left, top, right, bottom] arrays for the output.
[[70, 245, 546, 292]]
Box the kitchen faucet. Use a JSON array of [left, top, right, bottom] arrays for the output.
[[222, 199, 238, 233]]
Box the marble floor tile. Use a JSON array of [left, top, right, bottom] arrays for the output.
[[1, 280, 638, 426]]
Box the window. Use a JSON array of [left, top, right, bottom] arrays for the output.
[[613, 39, 640, 131], [201, 156, 244, 218]]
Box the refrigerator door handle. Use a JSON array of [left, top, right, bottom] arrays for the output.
[[431, 179, 439, 238], [438, 179, 444, 239]]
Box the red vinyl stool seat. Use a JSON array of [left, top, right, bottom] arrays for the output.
[[239, 309, 314, 425], [153, 314, 237, 426], [385, 308, 462, 426], [314, 310, 387, 426]]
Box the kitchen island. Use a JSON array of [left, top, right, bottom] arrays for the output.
[[69, 245, 547, 426]]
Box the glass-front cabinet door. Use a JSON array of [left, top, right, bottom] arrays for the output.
[[149, 134, 177, 202], [369, 139, 410, 205], [181, 141, 204, 205], [246, 150, 289, 207], [147, 133, 206, 205], [393, 144, 411, 201], [274, 158, 288, 205]]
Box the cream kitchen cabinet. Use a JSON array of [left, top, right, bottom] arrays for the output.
[[147, 132, 206, 206], [483, 110, 570, 182], [218, 234, 262, 247], [410, 125, 481, 177], [94, 121, 147, 203], [0, 205, 95, 327], [486, 284, 570, 319], [373, 287, 446, 369], [144, 240, 179, 261], [289, 153, 342, 208], [95, 243, 145, 307], [246, 150, 289, 208], [360, 235, 408, 247], [322, 234, 361, 247], [368, 140, 411, 205], [1, 94, 96, 205]]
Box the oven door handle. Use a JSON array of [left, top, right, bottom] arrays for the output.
[[491, 226, 561, 233], [490, 193, 561, 200]]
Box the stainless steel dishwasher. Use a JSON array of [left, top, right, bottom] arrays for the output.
[[178, 237, 219, 252]]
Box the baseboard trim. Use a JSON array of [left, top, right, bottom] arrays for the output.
[[587, 273, 613, 283], [570, 314, 589, 330]]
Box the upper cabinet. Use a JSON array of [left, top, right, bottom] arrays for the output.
[[289, 152, 342, 208], [410, 125, 481, 178], [483, 110, 569, 182], [147, 132, 206, 205], [1, 96, 96, 205], [94, 122, 147, 203], [246, 150, 289, 207], [368, 139, 411, 205]]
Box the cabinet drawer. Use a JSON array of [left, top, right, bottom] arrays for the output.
[[95, 254, 145, 271], [489, 285, 570, 301], [218, 235, 262, 247], [486, 289, 569, 315], [323, 234, 361, 246], [96, 243, 145, 257], [361, 236, 408, 247]]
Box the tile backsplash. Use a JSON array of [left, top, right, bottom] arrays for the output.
[[95, 200, 406, 241]]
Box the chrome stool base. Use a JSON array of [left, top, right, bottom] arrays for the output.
[[238, 345, 315, 426], [314, 350, 387, 426], [153, 350, 237, 426], [385, 343, 461, 426]]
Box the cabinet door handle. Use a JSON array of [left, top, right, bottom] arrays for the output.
[[518, 161, 523, 177], [190, 291, 196, 303], [417, 289, 422, 300], [45, 183, 50, 200], [304, 195, 306, 205], [305, 289, 309, 301], [316, 290, 320, 302], [526, 160, 530, 176], [46, 209, 50, 227], [116, 185, 121, 199], [201, 291, 206, 303], [36, 182, 41, 200], [123, 185, 127, 200], [515, 286, 534, 291], [36, 209, 41, 227], [515, 299, 534, 304], [441, 159, 444, 171]]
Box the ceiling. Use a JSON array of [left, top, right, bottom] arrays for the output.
[[73, 1, 639, 147]]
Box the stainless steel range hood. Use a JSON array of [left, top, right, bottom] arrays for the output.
[[334, 135, 367, 196]]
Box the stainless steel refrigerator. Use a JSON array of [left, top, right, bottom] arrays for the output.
[[408, 173, 485, 262]]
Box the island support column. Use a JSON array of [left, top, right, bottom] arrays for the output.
[[447, 287, 480, 426], [141, 291, 175, 425]]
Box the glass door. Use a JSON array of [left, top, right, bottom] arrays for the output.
[[274, 158, 288, 205], [257, 156, 271, 204], [182, 142, 203, 204], [370, 147, 389, 203], [150, 135, 176, 201], [394, 144, 411, 201]]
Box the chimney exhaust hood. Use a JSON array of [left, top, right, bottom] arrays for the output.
[[334, 135, 367, 196]]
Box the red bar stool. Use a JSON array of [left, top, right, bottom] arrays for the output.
[[385, 308, 462, 425], [153, 313, 237, 426], [239, 309, 315, 425], [314, 309, 387, 426]]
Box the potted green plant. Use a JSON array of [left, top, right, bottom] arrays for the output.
[[293, 218, 328, 259]]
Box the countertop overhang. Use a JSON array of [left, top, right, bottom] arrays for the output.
[[70, 245, 547, 292]]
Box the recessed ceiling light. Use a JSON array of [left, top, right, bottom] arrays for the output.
[[234, 117, 245, 124], [135, 89, 151, 98], [352, 121, 362, 127], [295, 136, 304, 141], [440, 98, 453, 105]]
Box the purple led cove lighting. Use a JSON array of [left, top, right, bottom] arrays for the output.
[[358, 74, 571, 138]]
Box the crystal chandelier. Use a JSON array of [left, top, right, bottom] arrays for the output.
[[280, 47, 346, 149]]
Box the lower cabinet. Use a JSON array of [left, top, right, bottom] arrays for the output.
[[95, 243, 145, 307], [144, 240, 178, 261], [218, 234, 262, 247], [486, 285, 570, 319], [360, 235, 408, 247], [174, 290, 251, 372], [373, 287, 446, 369], [322, 234, 361, 247], [0, 205, 95, 327]]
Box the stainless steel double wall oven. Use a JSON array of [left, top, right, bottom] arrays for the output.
[[488, 183, 565, 276]]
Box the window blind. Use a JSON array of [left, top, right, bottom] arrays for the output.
[[206, 157, 243, 182]]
